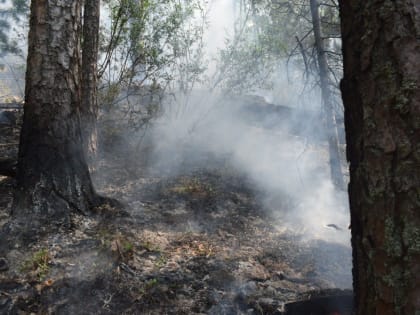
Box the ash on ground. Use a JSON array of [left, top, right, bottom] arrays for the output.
[[0, 148, 352, 314]]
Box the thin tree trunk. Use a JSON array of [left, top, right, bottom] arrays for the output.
[[12, 0, 98, 233], [339, 0, 420, 313], [310, 0, 345, 191], [81, 0, 100, 164]]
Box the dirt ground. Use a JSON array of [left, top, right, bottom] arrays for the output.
[[0, 146, 352, 314]]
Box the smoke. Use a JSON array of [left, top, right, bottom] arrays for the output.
[[105, 0, 352, 290], [144, 85, 350, 246], [130, 0, 351, 247], [205, 0, 235, 57]]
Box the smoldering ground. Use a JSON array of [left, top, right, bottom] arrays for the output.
[[141, 85, 350, 246]]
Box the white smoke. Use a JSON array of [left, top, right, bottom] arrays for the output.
[[124, 0, 352, 290], [145, 82, 350, 246]]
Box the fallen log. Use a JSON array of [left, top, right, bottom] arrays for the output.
[[284, 291, 353, 315]]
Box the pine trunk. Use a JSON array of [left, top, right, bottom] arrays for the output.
[[13, 0, 98, 232], [339, 1, 420, 313]]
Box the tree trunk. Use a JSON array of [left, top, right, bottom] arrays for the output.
[[310, 0, 345, 191], [81, 0, 100, 163], [12, 0, 98, 231], [339, 1, 420, 314]]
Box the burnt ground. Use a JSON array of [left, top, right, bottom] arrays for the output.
[[0, 149, 352, 314], [0, 105, 352, 314]]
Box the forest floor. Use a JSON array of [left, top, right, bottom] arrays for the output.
[[0, 150, 352, 314], [0, 105, 352, 314]]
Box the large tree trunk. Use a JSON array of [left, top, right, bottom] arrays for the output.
[[12, 0, 98, 231], [81, 0, 100, 163], [339, 1, 420, 314], [310, 0, 345, 191]]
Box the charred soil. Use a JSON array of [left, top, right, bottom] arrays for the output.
[[0, 113, 352, 314]]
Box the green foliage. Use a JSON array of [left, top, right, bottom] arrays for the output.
[[21, 248, 51, 281], [214, 1, 286, 93], [140, 240, 161, 253], [154, 255, 167, 268], [137, 277, 159, 299], [99, 0, 208, 130], [121, 239, 134, 255]]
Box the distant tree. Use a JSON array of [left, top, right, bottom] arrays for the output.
[[12, 0, 106, 235], [339, 0, 420, 313], [310, 0, 344, 190]]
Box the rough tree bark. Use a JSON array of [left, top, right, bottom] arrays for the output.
[[12, 0, 99, 232], [81, 0, 100, 162], [310, 0, 345, 191], [339, 1, 420, 314]]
